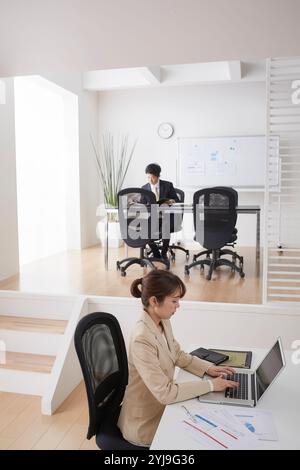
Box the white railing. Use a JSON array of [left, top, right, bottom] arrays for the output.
[[264, 57, 300, 303]]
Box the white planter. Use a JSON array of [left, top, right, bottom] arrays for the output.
[[96, 219, 124, 248]]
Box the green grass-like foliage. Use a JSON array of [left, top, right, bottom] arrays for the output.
[[91, 133, 137, 208]]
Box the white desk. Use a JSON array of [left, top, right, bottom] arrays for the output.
[[105, 205, 261, 270], [151, 349, 300, 450]]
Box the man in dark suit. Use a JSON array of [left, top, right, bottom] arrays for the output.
[[142, 163, 179, 260]]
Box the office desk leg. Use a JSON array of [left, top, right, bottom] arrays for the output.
[[256, 211, 260, 261], [105, 216, 108, 270]]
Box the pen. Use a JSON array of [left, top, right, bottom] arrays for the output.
[[181, 405, 197, 423]]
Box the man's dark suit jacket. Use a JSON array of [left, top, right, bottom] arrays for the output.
[[141, 180, 179, 202], [141, 180, 180, 237]]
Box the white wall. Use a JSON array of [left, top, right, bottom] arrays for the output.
[[45, 72, 100, 248], [1, 1, 300, 76], [0, 80, 5, 104], [14, 76, 79, 265], [88, 296, 300, 352], [0, 71, 98, 283], [98, 82, 266, 246], [78, 89, 101, 248], [0, 78, 19, 280]]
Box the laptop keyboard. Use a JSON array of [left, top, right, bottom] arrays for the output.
[[225, 373, 249, 400]]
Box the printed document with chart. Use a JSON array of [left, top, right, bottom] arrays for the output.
[[181, 407, 259, 450]]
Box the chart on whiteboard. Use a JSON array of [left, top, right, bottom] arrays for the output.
[[206, 140, 239, 176], [185, 143, 205, 175], [177, 136, 275, 188], [182, 139, 239, 178]]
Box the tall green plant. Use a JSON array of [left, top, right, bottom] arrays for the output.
[[91, 133, 137, 208]]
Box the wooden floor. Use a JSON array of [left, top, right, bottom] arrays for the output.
[[0, 245, 262, 303], [0, 382, 98, 450]]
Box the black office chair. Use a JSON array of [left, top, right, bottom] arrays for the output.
[[116, 188, 169, 276], [147, 188, 190, 262], [74, 312, 148, 450], [184, 187, 245, 280], [168, 188, 190, 261], [192, 187, 243, 266]]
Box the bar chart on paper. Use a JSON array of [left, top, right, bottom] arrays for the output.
[[181, 409, 259, 450]]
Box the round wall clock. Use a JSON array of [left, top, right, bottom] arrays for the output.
[[157, 122, 174, 139]]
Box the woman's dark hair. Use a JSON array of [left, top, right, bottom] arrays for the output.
[[131, 270, 186, 309], [145, 163, 161, 177]]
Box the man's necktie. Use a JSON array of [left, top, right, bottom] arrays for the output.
[[154, 186, 159, 201]]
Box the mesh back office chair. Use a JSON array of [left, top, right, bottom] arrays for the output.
[[147, 188, 190, 262], [184, 187, 245, 280], [74, 312, 148, 450], [116, 188, 169, 276], [168, 188, 190, 261], [192, 186, 243, 266]]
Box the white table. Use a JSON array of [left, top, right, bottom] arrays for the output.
[[151, 348, 300, 450], [104, 205, 261, 270]]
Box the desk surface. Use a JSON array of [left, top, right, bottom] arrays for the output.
[[106, 204, 261, 213], [151, 348, 300, 450], [158, 204, 260, 214]]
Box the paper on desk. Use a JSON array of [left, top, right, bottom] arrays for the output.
[[215, 407, 278, 441], [181, 409, 259, 450]]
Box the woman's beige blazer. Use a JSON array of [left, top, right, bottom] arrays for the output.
[[118, 311, 212, 446]]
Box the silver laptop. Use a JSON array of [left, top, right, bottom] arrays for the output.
[[198, 338, 285, 407]]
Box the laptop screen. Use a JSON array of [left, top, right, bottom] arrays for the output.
[[256, 339, 285, 402]]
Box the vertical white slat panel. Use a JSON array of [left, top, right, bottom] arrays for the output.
[[264, 57, 300, 303]]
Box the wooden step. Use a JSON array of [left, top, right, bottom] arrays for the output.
[[0, 351, 55, 373], [0, 315, 67, 334]]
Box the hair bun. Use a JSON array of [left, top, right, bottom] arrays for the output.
[[130, 278, 143, 298]]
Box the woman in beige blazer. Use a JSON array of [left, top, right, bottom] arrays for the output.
[[118, 270, 239, 447]]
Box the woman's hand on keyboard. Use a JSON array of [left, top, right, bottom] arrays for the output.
[[206, 365, 236, 377], [211, 377, 240, 392]]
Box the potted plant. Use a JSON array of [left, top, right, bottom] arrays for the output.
[[92, 133, 136, 247]]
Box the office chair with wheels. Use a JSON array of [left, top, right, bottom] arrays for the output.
[[168, 188, 190, 261], [184, 187, 245, 280], [74, 312, 149, 450], [147, 188, 190, 262], [116, 188, 169, 276], [192, 187, 243, 267]]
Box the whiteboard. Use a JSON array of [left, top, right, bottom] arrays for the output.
[[177, 136, 278, 189]]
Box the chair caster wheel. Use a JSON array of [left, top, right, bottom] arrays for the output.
[[171, 256, 176, 262], [116, 262, 120, 270], [240, 272, 245, 278], [193, 255, 197, 262], [200, 265, 205, 271], [186, 253, 190, 260], [184, 267, 190, 276], [120, 268, 126, 277], [206, 275, 212, 280]]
